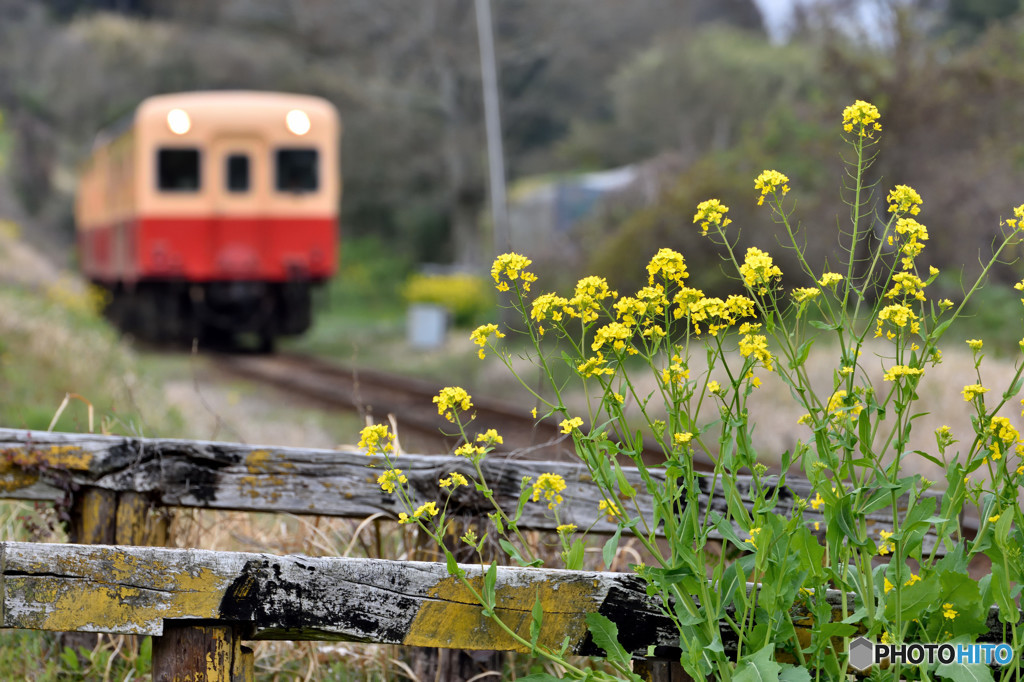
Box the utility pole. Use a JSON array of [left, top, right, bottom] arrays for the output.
[[474, 0, 510, 256]]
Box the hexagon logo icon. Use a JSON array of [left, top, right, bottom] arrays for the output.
[[848, 636, 875, 671]]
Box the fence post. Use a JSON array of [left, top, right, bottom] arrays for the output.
[[116, 490, 169, 546], [633, 659, 695, 682], [152, 623, 253, 682]]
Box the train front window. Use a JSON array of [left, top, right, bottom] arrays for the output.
[[276, 149, 318, 193], [157, 149, 200, 192], [226, 154, 250, 193]]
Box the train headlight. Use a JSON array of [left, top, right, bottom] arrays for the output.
[[167, 109, 191, 135], [286, 109, 311, 135]]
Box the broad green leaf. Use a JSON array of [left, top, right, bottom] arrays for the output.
[[584, 612, 632, 668], [733, 644, 782, 682], [935, 663, 995, 682], [778, 664, 812, 682]]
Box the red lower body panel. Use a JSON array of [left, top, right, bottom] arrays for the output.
[[79, 215, 337, 284]]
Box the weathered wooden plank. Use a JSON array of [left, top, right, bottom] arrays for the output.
[[0, 541, 673, 656], [0, 428, 951, 551], [1, 542, 1018, 655]]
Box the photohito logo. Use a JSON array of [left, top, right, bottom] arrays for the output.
[[848, 637, 1014, 670]]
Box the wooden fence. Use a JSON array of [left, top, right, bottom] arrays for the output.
[[0, 427, 975, 680]]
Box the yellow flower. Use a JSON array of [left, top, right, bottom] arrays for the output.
[[810, 493, 824, 511], [885, 272, 927, 301], [791, 287, 821, 303], [646, 248, 689, 285], [744, 527, 762, 550], [591, 321, 632, 352], [842, 100, 882, 137], [358, 424, 395, 455], [754, 169, 791, 206], [433, 386, 473, 422], [818, 272, 844, 288], [884, 577, 895, 594], [1005, 203, 1024, 230], [878, 529, 895, 556], [413, 501, 440, 519], [560, 417, 584, 434], [661, 356, 691, 387], [556, 523, 577, 534], [905, 574, 922, 587], [531, 293, 570, 329], [533, 473, 567, 509], [739, 333, 774, 371], [440, 471, 469, 489], [377, 469, 408, 493], [693, 198, 732, 236], [883, 364, 924, 382], [827, 390, 864, 420], [476, 429, 503, 446], [673, 432, 694, 446], [707, 380, 721, 395], [966, 339, 983, 352], [455, 443, 485, 458], [470, 324, 505, 359], [568, 276, 616, 323], [962, 384, 989, 402], [491, 252, 538, 292], [942, 603, 957, 620], [939, 298, 953, 308], [599, 499, 621, 521], [739, 247, 783, 296], [887, 185, 922, 215], [397, 512, 411, 524], [531, 407, 538, 419], [577, 352, 615, 378], [989, 514, 1001, 523]]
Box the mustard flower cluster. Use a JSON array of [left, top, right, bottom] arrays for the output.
[[377, 469, 407, 493], [962, 384, 989, 402], [684, 295, 755, 336], [646, 247, 689, 284], [877, 529, 895, 556], [791, 287, 821, 303], [842, 99, 882, 137], [359, 424, 395, 455], [598, 498, 620, 520], [433, 386, 473, 422], [826, 390, 864, 421], [738, 332, 773, 371], [470, 323, 505, 359], [476, 429, 503, 446], [887, 185, 923, 216], [577, 352, 615, 378], [440, 471, 469, 489], [490, 252, 537, 292], [532, 472, 567, 509], [753, 169, 791, 205], [875, 303, 920, 339], [883, 365, 925, 382], [693, 198, 731, 236], [661, 355, 690, 388], [560, 417, 583, 434], [739, 247, 783, 296], [966, 339, 983, 352], [569, 276, 616, 324], [592, 321, 634, 352], [818, 272, 844, 288], [987, 416, 1021, 460], [885, 272, 927, 302], [893, 217, 929, 270]]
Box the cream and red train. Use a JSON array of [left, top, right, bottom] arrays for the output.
[[76, 91, 340, 349]]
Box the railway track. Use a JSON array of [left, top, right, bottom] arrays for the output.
[[211, 351, 714, 469]]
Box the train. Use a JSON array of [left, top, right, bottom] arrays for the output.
[[75, 90, 341, 351]]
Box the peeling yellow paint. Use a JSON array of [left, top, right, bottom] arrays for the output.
[[244, 450, 293, 475], [4, 445, 92, 471], [0, 461, 39, 492], [405, 574, 593, 651]]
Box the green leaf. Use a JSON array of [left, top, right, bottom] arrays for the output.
[[530, 591, 543, 648], [990, 562, 1017, 623], [603, 529, 622, 569], [789, 339, 814, 370], [935, 663, 995, 682], [584, 612, 632, 668], [483, 561, 498, 607], [445, 550, 462, 578], [563, 538, 586, 570], [778, 664, 812, 682], [809, 319, 838, 331], [733, 644, 782, 682], [613, 460, 637, 499]]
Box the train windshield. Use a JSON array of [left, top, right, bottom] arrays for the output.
[[276, 149, 318, 193], [157, 148, 201, 191]]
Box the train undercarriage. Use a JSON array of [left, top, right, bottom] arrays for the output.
[[101, 279, 314, 352]]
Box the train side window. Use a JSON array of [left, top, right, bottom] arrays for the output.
[[276, 149, 318, 193], [157, 149, 201, 192], [226, 154, 250, 193]]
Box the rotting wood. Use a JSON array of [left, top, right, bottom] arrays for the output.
[[0, 428, 954, 552], [152, 623, 253, 682], [1, 542, 1019, 654]]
